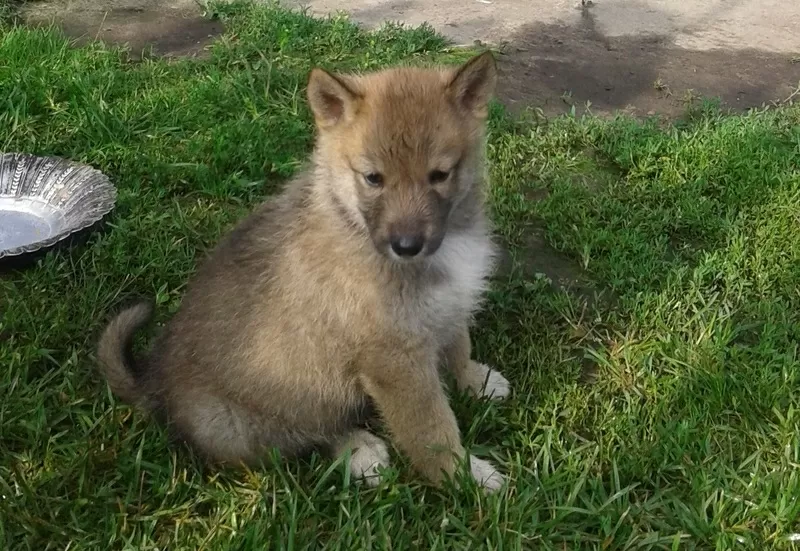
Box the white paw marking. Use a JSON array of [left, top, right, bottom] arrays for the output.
[[469, 455, 505, 492], [464, 362, 511, 400], [348, 434, 390, 487], [481, 366, 511, 400]]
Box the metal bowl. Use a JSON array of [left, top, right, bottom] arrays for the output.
[[0, 153, 117, 259]]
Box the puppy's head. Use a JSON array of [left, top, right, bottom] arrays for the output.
[[307, 52, 496, 261]]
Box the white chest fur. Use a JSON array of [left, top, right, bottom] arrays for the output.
[[415, 229, 496, 333]]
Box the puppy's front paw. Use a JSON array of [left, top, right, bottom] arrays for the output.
[[469, 455, 505, 492], [460, 362, 511, 401]]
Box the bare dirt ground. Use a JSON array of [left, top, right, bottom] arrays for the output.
[[498, 10, 800, 117], [286, 0, 800, 117], [20, 0, 223, 58], [16, 0, 800, 296], [21, 0, 800, 115]]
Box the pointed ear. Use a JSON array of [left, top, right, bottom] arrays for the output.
[[307, 68, 360, 129], [447, 51, 497, 118]]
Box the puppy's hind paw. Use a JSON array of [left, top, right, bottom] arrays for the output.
[[461, 362, 511, 401], [481, 367, 511, 400], [341, 430, 391, 487], [469, 455, 505, 493]]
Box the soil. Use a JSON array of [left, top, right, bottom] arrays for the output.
[[20, 0, 222, 58], [497, 5, 800, 117], [20, 0, 800, 114]]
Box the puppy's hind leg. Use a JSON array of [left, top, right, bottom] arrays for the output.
[[333, 429, 391, 487], [170, 391, 275, 466], [443, 327, 510, 401]]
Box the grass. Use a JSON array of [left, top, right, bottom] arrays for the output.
[[1, 1, 799, 549]]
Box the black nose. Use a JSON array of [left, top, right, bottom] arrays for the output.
[[390, 234, 425, 257]]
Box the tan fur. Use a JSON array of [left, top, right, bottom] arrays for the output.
[[96, 52, 511, 490], [96, 301, 153, 406]]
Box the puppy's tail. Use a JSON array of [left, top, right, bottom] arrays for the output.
[[97, 300, 154, 407]]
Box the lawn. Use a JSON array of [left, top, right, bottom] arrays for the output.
[[1, 2, 799, 549]]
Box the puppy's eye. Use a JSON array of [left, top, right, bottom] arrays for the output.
[[364, 172, 384, 187], [428, 170, 450, 184]]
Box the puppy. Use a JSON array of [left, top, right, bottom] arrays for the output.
[[98, 52, 510, 490]]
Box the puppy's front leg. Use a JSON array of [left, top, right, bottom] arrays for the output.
[[359, 342, 504, 490]]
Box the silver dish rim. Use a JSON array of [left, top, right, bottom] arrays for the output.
[[0, 153, 118, 260]]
